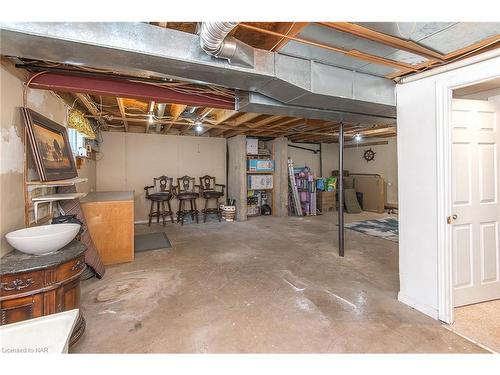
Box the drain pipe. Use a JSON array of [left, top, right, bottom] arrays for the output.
[[199, 22, 254, 68]]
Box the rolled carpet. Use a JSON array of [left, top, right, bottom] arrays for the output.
[[57, 185, 105, 278]]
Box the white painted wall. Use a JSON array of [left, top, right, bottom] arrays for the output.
[[320, 143, 339, 178], [397, 53, 500, 320], [96, 132, 226, 222]]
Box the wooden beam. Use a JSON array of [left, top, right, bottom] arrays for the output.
[[246, 115, 283, 129], [253, 118, 305, 134], [237, 23, 417, 71], [210, 112, 261, 137], [318, 22, 445, 61], [164, 104, 187, 134], [199, 109, 238, 135], [116, 97, 129, 132], [271, 22, 309, 51]]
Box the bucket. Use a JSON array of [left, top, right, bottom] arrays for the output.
[[221, 205, 236, 222]]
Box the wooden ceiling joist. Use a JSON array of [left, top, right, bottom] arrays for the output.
[[270, 22, 309, 51], [237, 23, 417, 71], [116, 97, 129, 132], [210, 112, 261, 137], [199, 109, 238, 135], [164, 103, 187, 134], [317, 22, 445, 62]]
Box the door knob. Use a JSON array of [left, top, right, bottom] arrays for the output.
[[447, 214, 458, 224]]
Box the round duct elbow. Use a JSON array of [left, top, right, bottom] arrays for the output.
[[199, 22, 238, 57]]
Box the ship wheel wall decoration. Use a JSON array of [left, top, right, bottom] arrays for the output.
[[363, 148, 376, 162]]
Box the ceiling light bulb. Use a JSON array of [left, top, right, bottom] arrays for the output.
[[354, 134, 362, 142], [195, 123, 203, 132]]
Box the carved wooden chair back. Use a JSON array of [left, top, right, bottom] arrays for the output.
[[199, 175, 216, 191], [153, 175, 173, 194], [177, 176, 196, 193]]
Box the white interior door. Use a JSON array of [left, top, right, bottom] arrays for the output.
[[451, 98, 500, 307]]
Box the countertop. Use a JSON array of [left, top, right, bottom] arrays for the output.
[[0, 240, 86, 276], [80, 191, 134, 203]]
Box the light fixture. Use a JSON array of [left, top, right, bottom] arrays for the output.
[[354, 133, 362, 142], [195, 121, 203, 132]]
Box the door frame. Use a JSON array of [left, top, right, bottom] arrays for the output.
[[435, 59, 500, 324]]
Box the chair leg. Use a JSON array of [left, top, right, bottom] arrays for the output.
[[148, 200, 154, 226], [167, 200, 174, 223], [156, 201, 160, 223], [180, 200, 185, 226], [177, 199, 182, 223], [193, 199, 199, 224], [216, 197, 221, 222], [203, 198, 209, 223], [161, 201, 166, 226], [189, 200, 195, 220]]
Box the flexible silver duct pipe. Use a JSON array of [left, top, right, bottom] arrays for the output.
[[199, 22, 237, 56], [199, 22, 254, 68]]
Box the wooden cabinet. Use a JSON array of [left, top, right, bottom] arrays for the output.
[[81, 191, 134, 265], [0, 241, 86, 345]]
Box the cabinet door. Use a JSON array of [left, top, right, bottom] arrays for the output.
[[57, 279, 81, 312], [0, 294, 43, 325]]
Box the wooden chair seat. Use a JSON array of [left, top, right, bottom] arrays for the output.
[[177, 192, 200, 200], [148, 192, 173, 200], [202, 190, 224, 199]]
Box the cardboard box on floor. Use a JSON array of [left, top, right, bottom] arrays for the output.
[[352, 175, 386, 213]]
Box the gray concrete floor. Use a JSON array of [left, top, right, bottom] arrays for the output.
[[72, 212, 485, 353]]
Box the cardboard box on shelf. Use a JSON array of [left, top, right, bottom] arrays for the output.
[[248, 174, 273, 190], [246, 138, 258, 155], [248, 159, 274, 172]]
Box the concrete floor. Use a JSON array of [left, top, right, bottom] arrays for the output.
[[451, 299, 500, 352], [72, 212, 485, 353]]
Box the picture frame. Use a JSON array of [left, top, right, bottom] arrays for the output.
[[21, 107, 78, 181]]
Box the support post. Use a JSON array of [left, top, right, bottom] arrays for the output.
[[338, 122, 345, 257]]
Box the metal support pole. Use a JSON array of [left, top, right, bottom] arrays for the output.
[[338, 122, 345, 257]]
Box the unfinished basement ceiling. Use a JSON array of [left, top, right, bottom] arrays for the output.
[[0, 22, 498, 142], [54, 90, 396, 142]]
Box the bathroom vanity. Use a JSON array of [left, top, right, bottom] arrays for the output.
[[0, 240, 86, 346]]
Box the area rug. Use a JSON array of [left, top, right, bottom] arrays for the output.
[[344, 217, 398, 242], [134, 232, 172, 252]]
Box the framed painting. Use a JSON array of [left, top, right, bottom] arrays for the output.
[[21, 108, 78, 181]]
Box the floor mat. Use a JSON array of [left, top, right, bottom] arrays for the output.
[[134, 232, 172, 252], [344, 217, 398, 242]]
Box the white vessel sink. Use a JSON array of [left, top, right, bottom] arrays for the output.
[[5, 224, 80, 255], [0, 309, 79, 353]]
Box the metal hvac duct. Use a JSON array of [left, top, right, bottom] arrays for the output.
[[198, 22, 254, 68], [0, 22, 396, 122]]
